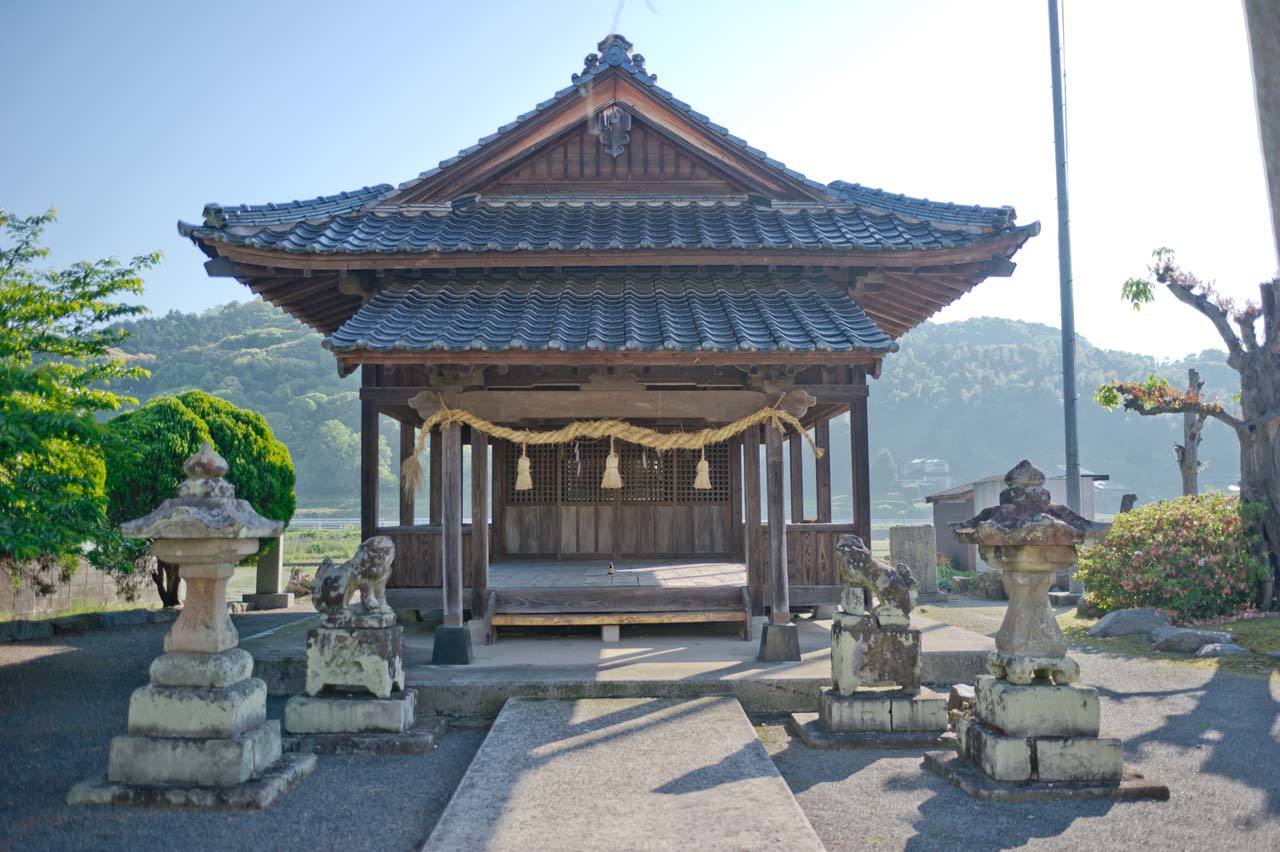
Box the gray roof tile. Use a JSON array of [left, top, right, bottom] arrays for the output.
[[323, 271, 897, 355]]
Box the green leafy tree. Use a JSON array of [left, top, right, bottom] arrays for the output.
[[0, 209, 153, 584], [871, 448, 897, 494], [95, 393, 296, 605], [1096, 250, 1280, 601]]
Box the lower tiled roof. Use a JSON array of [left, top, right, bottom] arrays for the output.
[[323, 272, 896, 355]]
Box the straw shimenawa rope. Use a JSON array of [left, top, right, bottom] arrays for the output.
[[401, 397, 822, 495]]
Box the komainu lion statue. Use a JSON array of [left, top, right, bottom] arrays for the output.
[[835, 534, 918, 625], [312, 535, 395, 618]]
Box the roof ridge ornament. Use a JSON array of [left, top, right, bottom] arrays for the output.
[[573, 33, 656, 86]]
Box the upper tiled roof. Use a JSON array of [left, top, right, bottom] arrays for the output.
[[323, 272, 896, 355], [826, 181, 1015, 231], [184, 197, 1022, 256], [392, 34, 832, 198]]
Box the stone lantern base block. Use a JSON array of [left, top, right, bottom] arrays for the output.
[[126, 677, 267, 739], [974, 675, 1101, 738], [149, 649, 254, 688], [67, 753, 316, 811], [830, 614, 921, 694], [285, 689, 416, 735], [923, 751, 1169, 803], [956, 715, 1125, 784], [757, 621, 801, 662], [107, 719, 283, 787], [305, 625, 404, 697]]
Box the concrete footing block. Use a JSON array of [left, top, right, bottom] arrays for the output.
[[284, 716, 446, 756], [757, 622, 801, 662], [601, 624, 620, 642], [789, 712, 955, 749], [241, 593, 294, 610], [432, 624, 474, 665]]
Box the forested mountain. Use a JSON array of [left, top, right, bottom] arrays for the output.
[[111, 301, 1241, 516]]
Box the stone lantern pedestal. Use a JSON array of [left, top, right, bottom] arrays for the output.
[[68, 444, 315, 809], [789, 535, 948, 749], [924, 461, 1167, 801]]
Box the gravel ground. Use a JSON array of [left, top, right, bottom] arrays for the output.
[[3, 613, 1278, 850], [763, 648, 1280, 851], [0, 612, 484, 852]]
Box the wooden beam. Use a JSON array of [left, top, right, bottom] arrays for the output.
[[360, 366, 379, 540], [765, 423, 791, 623], [789, 432, 804, 523], [406, 388, 816, 423], [815, 419, 832, 523], [398, 422, 416, 527], [743, 426, 763, 615], [850, 368, 871, 546], [470, 430, 489, 617], [441, 422, 464, 626]]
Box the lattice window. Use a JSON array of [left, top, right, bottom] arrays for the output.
[[561, 439, 607, 503], [673, 443, 730, 503], [619, 443, 673, 503], [505, 443, 559, 504]]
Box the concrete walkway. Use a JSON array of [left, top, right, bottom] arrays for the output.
[[423, 697, 823, 851]]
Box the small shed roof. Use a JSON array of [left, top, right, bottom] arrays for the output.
[[925, 469, 1110, 504]]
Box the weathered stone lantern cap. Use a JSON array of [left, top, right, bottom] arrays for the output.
[[120, 442, 283, 541], [950, 460, 1093, 548]]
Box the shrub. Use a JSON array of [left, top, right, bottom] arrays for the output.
[[1076, 493, 1266, 621]]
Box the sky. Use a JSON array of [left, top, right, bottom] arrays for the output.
[[2, 0, 1275, 360]]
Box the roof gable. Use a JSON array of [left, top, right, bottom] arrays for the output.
[[387, 35, 833, 204]]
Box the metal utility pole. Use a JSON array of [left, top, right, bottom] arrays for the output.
[[1048, 0, 1081, 514]]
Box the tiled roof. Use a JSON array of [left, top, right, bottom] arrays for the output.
[[322, 272, 897, 355], [204, 185, 395, 228], [183, 197, 1023, 256], [826, 181, 1015, 230]]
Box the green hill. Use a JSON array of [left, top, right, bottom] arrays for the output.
[[112, 302, 1241, 518]]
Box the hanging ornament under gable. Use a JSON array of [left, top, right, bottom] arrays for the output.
[[515, 444, 533, 491], [601, 437, 623, 489]]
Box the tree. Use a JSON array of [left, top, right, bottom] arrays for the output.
[[97, 393, 295, 606], [0, 209, 153, 584], [1096, 250, 1280, 603], [1174, 368, 1207, 496], [871, 448, 898, 494]]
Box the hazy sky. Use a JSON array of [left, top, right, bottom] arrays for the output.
[[2, 0, 1274, 360]]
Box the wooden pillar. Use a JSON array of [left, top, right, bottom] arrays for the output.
[[470, 430, 489, 617], [359, 365, 379, 541], [789, 432, 804, 523], [743, 425, 764, 614], [441, 422, 464, 626], [851, 367, 872, 546], [815, 420, 832, 523], [765, 423, 790, 623], [428, 430, 442, 524], [728, 436, 743, 561], [398, 422, 416, 527], [491, 440, 505, 559]]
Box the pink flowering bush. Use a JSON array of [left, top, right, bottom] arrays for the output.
[[1076, 493, 1266, 621]]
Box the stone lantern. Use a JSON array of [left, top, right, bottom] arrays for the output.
[[924, 461, 1168, 800], [68, 443, 315, 809]]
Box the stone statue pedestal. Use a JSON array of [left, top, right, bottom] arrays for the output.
[[285, 542, 431, 753], [791, 610, 948, 749], [925, 461, 1168, 801], [68, 445, 315, 809]]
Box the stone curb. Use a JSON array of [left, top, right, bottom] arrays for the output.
[[0, 607, 180, 643]]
